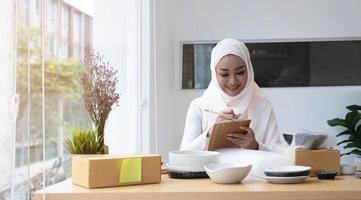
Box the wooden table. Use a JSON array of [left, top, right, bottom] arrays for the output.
[[34, 175, 361, 200]]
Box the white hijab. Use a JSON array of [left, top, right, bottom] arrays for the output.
[[202, 38, 265, 118]]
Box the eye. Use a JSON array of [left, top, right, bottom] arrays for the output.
[[220, 73, 228, 77], [237, 71, 246, 75]]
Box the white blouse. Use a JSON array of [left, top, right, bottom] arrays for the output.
[[180, 96, 289, 153]]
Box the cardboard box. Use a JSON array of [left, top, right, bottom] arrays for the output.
[[294, 149, 340, 176], [72, 154, 161, 188]]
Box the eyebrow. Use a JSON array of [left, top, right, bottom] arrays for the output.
[[218, 65, 246, 71]]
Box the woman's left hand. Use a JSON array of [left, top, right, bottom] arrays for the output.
[[226, 126, 258, 150]]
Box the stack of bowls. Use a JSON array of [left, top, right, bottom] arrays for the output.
[[263, 165, 311, 184], [166, 150, 220, 179]]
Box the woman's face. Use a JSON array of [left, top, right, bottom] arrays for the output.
[[216, 54, 248, 96]]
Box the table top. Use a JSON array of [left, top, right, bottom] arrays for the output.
[[34, 174, 361, 200]]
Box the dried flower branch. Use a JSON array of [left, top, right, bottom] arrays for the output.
[[80, 52, 120, 153]]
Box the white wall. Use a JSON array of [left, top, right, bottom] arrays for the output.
[[154, 0, 361, 164], [93, 0, 140, 154], [153, 0, 176, 160], [93, 0, 155, 155]]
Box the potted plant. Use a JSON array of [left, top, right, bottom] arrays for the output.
[[62, 127, 102, 177], [64, 127, 103, 154], [327, 105, 361, 156], [80, 52, 120, 154]]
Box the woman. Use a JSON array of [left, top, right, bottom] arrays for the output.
[[180, 39, 288, 152]]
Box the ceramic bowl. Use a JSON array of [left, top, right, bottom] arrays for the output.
[[168, 150, 220, 168], [341, 164, 356, 175], [264, 165, 311, 177], [204, 163, 252, 184], [316, 171, 337, 180]]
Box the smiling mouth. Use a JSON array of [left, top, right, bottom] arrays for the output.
[[227, 86, 239, 90]]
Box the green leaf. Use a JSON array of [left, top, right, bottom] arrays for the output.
[[341, 149, 361, 157], [63, 127, 103, 154], [344, 142, 361, 149], [337, 139, 354, 146], [355, 125, 361, 143], [347, 105, 361, 111], [345, 110, 361, 129], [327, 118, 347, 127], [336, 129, 352, 137]]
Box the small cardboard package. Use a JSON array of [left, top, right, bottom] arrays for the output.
[[72, 154, 161, 188], [294, 149, 340, 176]]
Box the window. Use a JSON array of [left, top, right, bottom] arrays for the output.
[[80, 14, 85, 59], [46, 0, 57, 56], [72, 11, 81, 59], [182, 40, 361, 89], [182, 44, 215, 89], [5, 1, 147, 199], [59, 4, 69, 59], [13, 0, 92, 199]]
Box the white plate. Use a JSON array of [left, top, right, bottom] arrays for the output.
[[264, 175, 309, 184], [168, 150, 219, 168], [264, 165, 311, 173], [166, 163, 205, 172]]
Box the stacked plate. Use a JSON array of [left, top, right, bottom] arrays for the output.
[[263, 165, 311, 184], [166, 150, 220, 179]]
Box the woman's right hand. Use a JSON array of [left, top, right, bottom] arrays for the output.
[[215, 108, 241, 123], [207, 108, 240, 137]]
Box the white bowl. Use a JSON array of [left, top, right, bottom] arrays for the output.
[[168, 150, 220, 168], [204, 163, 252, 184], [166, 163, 205, 172], [341, 164, 356, 175]]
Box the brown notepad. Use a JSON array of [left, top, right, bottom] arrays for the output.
[[208, 119, 251, 151]]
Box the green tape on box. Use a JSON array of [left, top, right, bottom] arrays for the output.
[[119, 158, 142, 183]]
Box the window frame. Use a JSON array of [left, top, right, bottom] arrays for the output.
[[179, 37, 361, 90]]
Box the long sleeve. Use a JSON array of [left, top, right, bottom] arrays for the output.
[[253, 100, 289, 153], [180, 96, 289, 153], [180, 100, 210, 150]]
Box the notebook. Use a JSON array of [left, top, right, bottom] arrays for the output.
[[208, 119, 251, 151]]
